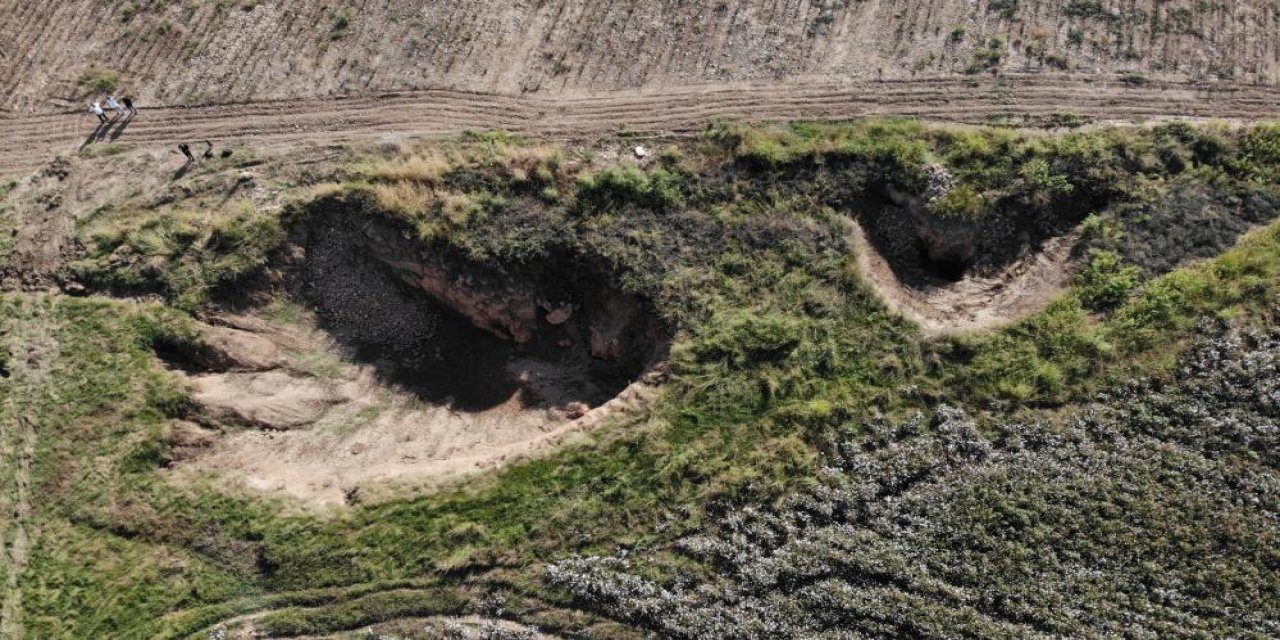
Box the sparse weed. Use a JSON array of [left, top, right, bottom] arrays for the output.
[[77, 65, 120, 94], [331, 7, 354, 38]]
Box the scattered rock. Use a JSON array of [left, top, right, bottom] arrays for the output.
[[561, 401, 590, 420], [197, 326, 284, 372], [545, 304, 573, 325]]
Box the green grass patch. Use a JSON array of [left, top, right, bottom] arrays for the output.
[[8, 119, 1280, 637]]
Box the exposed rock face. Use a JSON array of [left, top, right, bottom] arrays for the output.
[[384, 255, 541, 343], [881, 184, 980, 279], [361, 223, 541, 343], [544, 304, 573, 325], [913, 217, 979, 277], [872, 181, 1073, 282], [586, 292, 643, 361], [349, 216, 661, 366]]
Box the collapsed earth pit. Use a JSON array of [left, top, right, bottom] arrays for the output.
[[295, 210, 665, 414], [168, 207, 668, 507], [850, 189, 1082, 335]]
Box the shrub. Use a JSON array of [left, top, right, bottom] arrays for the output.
[[1018, 157, 1074, 207], [574, 165, 687, 214], [1076, 248, 1140, 310], [929, 185, 985, 219], [988, 0, 1017, 19], [1120, 72, 1147, 86], [968, 37, 1006, 73], [120, 1, 139, 23], [330, 8, 353, 37], [1064, 0, 1114, 21], [78, 66, 119, 93], [687, 311, 803, 369], [1234, 123, 1280, 180]]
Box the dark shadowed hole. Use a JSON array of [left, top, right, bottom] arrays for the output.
[[149, 337, 206, 374], [917, 241, 970, 282], [295, 218, 655, 413]]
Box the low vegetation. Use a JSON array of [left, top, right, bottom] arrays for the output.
[[76, 65, 119, 94], [5, 118, 1280, 637]]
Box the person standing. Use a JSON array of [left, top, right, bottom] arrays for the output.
[[105, 96, 124, 118], [178, 143, 194, 162], [122, 96, 137, 116], [89, 101, 107, 124]]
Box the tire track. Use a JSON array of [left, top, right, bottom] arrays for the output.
[[0, 76, 1277, 177]]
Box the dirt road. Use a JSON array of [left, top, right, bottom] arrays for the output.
[[3, 76, 1277, 178]]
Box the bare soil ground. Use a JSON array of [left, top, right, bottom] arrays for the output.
[[213, 613, 562, 640], [3, 0, 1277, 114], [2, 76, 1279, 179], [168, 308, 663, 509]]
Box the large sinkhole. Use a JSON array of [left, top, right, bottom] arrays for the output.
[[290, 212, 666, 413], [855, 191, 1084, 287]]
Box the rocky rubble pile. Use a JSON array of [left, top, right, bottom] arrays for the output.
[[303, 220, 443, 365]]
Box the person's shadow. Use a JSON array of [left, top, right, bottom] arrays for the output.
[[79, 121, 108, 150], [172, 158, 194, 180], [107, 113, 135, 141]]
